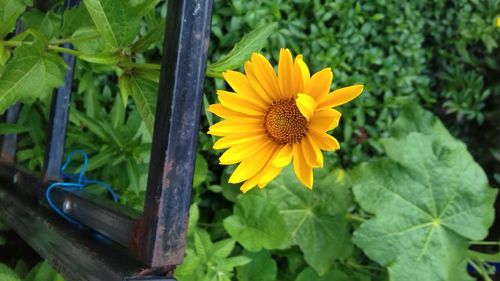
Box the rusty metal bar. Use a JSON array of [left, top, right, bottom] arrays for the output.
[[139, 0, 213, 267]]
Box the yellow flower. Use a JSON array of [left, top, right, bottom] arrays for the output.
[[208, 48, 363, 192]]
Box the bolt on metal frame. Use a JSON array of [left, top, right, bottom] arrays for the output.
[[0, 0, 213, 280]]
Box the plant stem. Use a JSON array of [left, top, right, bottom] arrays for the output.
[[121, 61, 161, 70], [47, 45, 82, 56], [467, 250, 500, 262], [2, 40, 23, 48], [345, 213, 367, 223], [50, 34, 101, 45], [469, 241, 500, 246]]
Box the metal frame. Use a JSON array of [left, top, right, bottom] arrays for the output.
[[0, 0, 213, 280]]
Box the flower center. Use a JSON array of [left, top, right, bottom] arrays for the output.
[[264, 99, 308, 144]]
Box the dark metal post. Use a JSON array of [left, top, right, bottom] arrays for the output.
[[139, 0, 213, 266], [42, 0, 80, 180]]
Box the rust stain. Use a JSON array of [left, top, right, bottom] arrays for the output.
[[131, 219, 147, 254], [162, 160, 174, 189]]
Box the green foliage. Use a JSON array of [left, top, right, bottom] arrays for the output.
[[351, 104, 497, 281], [0, 1, 498, 281]]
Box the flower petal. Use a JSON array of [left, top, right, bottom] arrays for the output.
[[229, 143, 279, 183], [208, 119, 264, 136], [213, 133, 267, 149], [217, 90, 266, 116], [309, 108, 342, 131], [318, 85, 364, 109], [258, 165, 282, 188], [223, 71, 269, 107], [250, 53, 281, 100], [271, 144, 294, 167], [304, 68, 332, 100], [278, 48, 294, 98], [295, 93, 317, 120], [293, 54, 309, 94], [220, 139, 270, 165], [208, 103, 257, 119], [308, 129, 340, 151], [293, 143, 314, 189], [244, 62, 273, 104], [301, 136, 323, 168]]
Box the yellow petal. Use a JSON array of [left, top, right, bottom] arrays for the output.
[[301, 136, 322, 168], [295, 93, 317, 120], [229, 143, 278, 183], [217, 90, 265, 116], [309, 108, 342, 131], [208, 119, 264, 136], [250, 53, 281, 99], [240, 175, 260, 193], [271, 144, 294, 167], [308, 130, 340, 151], [213, 134, 267, 150], [318, 85, 364, 109], [222, 71, 268, 107], [258, 165, 282, 188], [293, 54, 309, 93], [244, 62, 273, 104], [208, 104, 258, 119], [304, 68, 333, 100], [278, 48, 294, 98], [293, 143, 314, 189], [220, 140, 270, 165]]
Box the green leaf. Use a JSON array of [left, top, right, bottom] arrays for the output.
[[237, 250, 277, 281], [60, 5, 94, 37], [0, 263, 21, 281], [254, 167, 353, 275], [351, 106, 497, 281], [223, 195, 288, 252], [0, 0, 26, 38], [0, 123, 28, 134], [207, 23, 278, 74], [24, 261, 63, 281], [119, 75, 157, 133], [187, 203, 199, 237], [193, 153, 208, 188], [0, 41, 66, 113], [296, 267, 350, 281], [22, 9, 60, 39], [110, 93, 125, 128], [83, 0, 141, 50], [131, 21, 165, 52]]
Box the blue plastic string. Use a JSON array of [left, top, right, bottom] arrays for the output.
[[45, 150, 119, 224]]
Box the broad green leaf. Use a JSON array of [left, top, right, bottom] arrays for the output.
[[0, 42, 12, 67], [24, 261, 64, 281], [0, 0, 26, 38], [187, 203, 199, 237], [296, 267, 350, 281], [0, 41, 66, 113], [130, 0, 161, 17], [70, 26, 103, 54], [0, 263, 21, 281], [0, 123, 28, 134], [207, 23, 278, 74], [223, 195, 288, 252], [78, 51, 120, 64], [254, 167, 353, 275], [237, 250, 277, 281], [119, 75, 157, 133], [60, 5, 93, 37], [193, 153, 208, 188], [351, 107, 497, 281], [110, 93, 125, 128], [22, 9, 61, 39], [83, 0, 141, 50], [131, 21, 165, 52]]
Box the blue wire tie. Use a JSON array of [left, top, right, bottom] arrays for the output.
[[45, 150, 119, 224]]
